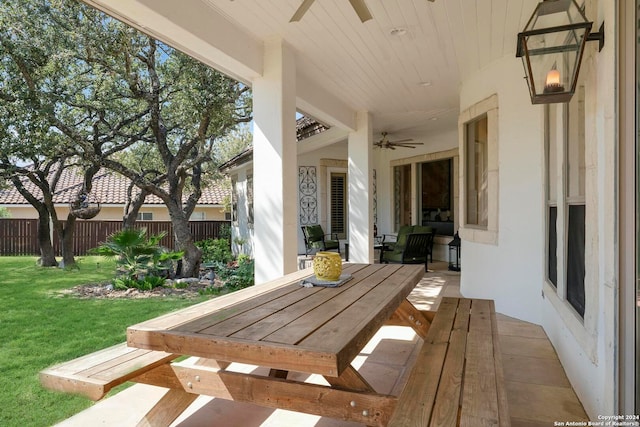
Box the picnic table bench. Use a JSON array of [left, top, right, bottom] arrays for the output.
[[40, 265, 509, 427], [389, 297, 510, 427], [39, 343, 178, 401]]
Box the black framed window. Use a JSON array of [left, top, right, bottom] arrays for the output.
[[548, 206, 557, 287], [544, 83, 585, 318], [231, 175, 238, 223], [566, 204, 585, 317]]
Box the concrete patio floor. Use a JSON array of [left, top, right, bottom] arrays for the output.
[[55, 261, 588, 427]]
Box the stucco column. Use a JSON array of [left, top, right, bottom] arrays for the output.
[[348, 111, 374, 263], [252, 39, 297, 284]]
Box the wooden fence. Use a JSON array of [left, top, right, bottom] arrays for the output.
[[0, 219, 230, 256]]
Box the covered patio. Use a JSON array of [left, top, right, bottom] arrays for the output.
[[71, 0, 633, 421], [55, 263, 588, 426]]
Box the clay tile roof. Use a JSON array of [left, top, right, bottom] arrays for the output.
[[0, 187, 23, 204], [0, 166, 228, 206]]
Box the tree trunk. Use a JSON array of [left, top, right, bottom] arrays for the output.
[[167, 202, 201, 278], [8, 174, 57, 266], [58, 166, 98, 268], [50, 215, 77, 269], [60, 215, 77, 269], [123, 184, 148, 229], [35, 206, 57, 266], [122, 213, 138, 230]]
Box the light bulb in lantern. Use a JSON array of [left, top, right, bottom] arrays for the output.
[[544, 64, 564, 93]]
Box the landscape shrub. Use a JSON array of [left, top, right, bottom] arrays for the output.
[[195, 238, 233, 264], [218, 223, 232, 240], [226, 257, 254, 289], [199, 256, 254, 296]]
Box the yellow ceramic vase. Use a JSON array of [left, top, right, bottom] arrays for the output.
[[313, 251, 342, 281]]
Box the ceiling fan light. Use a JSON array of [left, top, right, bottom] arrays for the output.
[[389, 27, 408, 36]]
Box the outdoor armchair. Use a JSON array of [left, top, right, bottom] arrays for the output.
[[381, 231, 433, 271], [301, 224, 341, 256], [381, 225, 432, 252]]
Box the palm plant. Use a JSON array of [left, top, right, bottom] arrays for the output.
[[90, 228, 183, 285]]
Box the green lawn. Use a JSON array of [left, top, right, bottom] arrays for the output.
[[0, 256, 209, 427]]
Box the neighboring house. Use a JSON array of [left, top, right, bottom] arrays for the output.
[[62, 0, 637, 418], [219, 147, 254, 257], [0, 166, 230, 222]]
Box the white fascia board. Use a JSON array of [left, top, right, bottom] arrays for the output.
[[80, 0, 263, 83], [221, 162, 252, 176], [296, 72, 356, 131], [296, 127, 349, 155]]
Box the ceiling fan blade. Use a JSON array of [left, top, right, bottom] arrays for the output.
[[392, 144, 417, 148], [290, 0, 316, 22], [348, 0, 373, 22], [388, 138, 413, 144]]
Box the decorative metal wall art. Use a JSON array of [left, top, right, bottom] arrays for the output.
[[299, 166, 318, 225], [373, 169, 378, 226]]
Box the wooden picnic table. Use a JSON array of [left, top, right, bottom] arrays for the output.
[[126, 263, 428, 426], [41, 262, 509, 426]]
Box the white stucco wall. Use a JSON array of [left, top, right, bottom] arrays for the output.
[[458, 0, 617, 416], [458, 55, 544, 325], [229, 165, 255, 258]]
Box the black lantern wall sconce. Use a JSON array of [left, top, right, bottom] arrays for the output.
[[516, 0, 604, 104], [448, 231, 461, 272]]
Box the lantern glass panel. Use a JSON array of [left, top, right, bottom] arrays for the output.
[[524, 0, 586, 33], [517, 0, 592, 104], [522, 27, 587, 102]]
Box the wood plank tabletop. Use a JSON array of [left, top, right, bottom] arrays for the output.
[[127, 263, 425, 377]]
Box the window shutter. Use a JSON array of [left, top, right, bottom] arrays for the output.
[[330, 173, 346, 237]]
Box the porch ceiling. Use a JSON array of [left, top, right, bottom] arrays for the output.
[[82, 0, 536, 139]]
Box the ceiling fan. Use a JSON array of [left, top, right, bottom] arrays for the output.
[[291, 0, 372, 23], [374, 132, 424, 150], [290, 0, 436, 23]]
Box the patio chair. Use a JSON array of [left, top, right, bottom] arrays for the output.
[[381, 225, 413, 252], [381, 232, 433, 271], [382, 225, 432, 252], [301, 224, 341, 256]]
